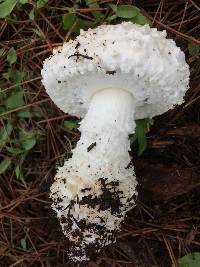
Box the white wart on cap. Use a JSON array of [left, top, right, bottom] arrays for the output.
[[41, 22, 189, 262]]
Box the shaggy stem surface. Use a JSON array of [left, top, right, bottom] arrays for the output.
[[50, 89, 137, 262]]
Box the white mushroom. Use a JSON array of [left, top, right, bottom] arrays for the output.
[[41, 22, 189, 262]]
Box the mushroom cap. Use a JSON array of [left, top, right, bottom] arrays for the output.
[[41, 22, 189, 119]]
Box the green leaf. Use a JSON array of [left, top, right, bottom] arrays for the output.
[[19, 131, 36, 151], [31, 111, 43, 117], [62, 13, 76, 31], [15, 164, 20, 178], [132, 13, 151, 25], [29, 8, 35, 20], [0, 88, 6, 100], [7, 47, 17, 65], [16, 109, 43, 118], [86, 0, 102, 18], [19, 0, 28, 4], [116, 5, 139, 19], [63, 13, 94, 33], [135, 119, 147, 156], [7, 69, 26, 83], [131, 118, 154, 156], [0, 124, 13, 147], [0, 107, 6, 115], [0, 0, 18, 19], [20, 237, 27, 250], [6, 91, 24, 109], [16, 109, 32, 118], [36, 0, 48, 9], [15, 153, 26, 180], [188, 42, 200, 57], [2, 72, 10, 80], [178, 252, 200, 267], [109, 4, 117, 13], [0, 157, 11, 174], [6, 146, 24, 155], [0, 107, 9, 121], [21, 137, 36, 151], [18, 170, 26, 185], [74, 18, 95, 34], [129, 133, 137, 145], [107, 14, 117, 22], [64, 120, 79, 131]]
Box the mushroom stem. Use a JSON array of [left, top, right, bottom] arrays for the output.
[[50, 88, 138, 261], [74, 88, 136, 172]]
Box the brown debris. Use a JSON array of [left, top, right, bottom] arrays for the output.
[[135, 160, 200, 201], [87, 142, 97, 152], [0, 0, 200, 266], [166, 124, 200, 137]]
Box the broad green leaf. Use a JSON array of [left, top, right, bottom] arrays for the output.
[[20, 237, 27, 250], [0, 157, 11, 174], [107, 14, 117, 22], [0, 0, 18, 19], [36, 0, 48, 9], [64, 120, 79, 131], [16, 109, 42, 118], [77, 18, 94, 30], [63, 13, 94, 33], [7, 47, 17, 65], [6, 146, 24, 154], [132, 13, 151, 25], [19, 131, 36, 151], [16, 109, 32, 118], [0, 124, 13, 147], [29, 8, 35, 20], [116, 5, 139, 19], [62, 13, 76, 31], [86, 0, 102, 18], [19, 0, 28, 4], [20, 137, 36, 151], [178, 252, 200, 267], [7, 69, 26, 83], [188, 43, 200, 57], [31, 111, 43, 117], [6, 91, 24, 109]]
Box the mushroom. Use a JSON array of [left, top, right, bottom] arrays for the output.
[[41, 22, 189, 262]]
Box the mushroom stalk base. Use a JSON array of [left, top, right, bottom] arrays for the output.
[[50, 88, 138, 262]]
